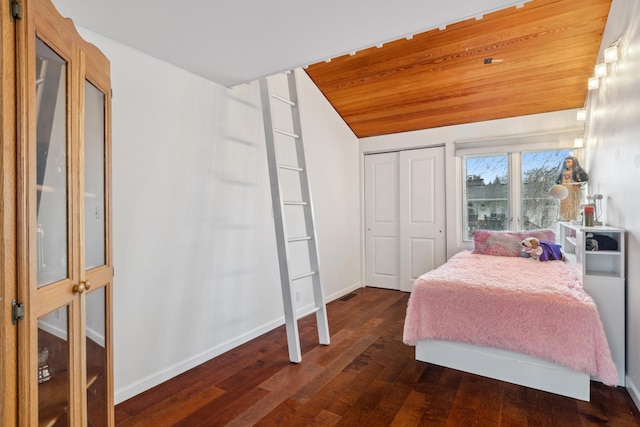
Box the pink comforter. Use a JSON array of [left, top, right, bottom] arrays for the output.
[[403, 250, 618, 386]]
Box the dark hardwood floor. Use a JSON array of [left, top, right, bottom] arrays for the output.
[[115, 287, 640, 426]]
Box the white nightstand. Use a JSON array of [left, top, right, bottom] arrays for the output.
[[558, 221, 626, 386]]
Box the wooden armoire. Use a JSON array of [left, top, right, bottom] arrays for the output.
[[1, 0, 114, 425]]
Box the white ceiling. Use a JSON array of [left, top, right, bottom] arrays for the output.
[[51, 0, 531, 88]]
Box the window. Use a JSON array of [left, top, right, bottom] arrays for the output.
[[462, 149, 574, 240], [464, 154, 508, 237], [521, 150, 570, 230]]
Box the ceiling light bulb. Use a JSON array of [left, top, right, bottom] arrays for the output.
[[604, 45, 619, 63], [577, 109, 586, 121], [594, 63, 607, 78], [588, 77, 599, 90]]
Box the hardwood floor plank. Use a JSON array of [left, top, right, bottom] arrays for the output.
[[114, 288, 640, 427], [174, 386, 270, 427], [389, 390, 429, 427], [586, 382, 640, 426], [325, 361, 386, 416], [418, 367, 464, 424], [363, 382, 413, 426], [500, 383, 529, 426], [524, 387, 555, 427], [310, 409, 341, 426], [115, 380, 225, 427], [549, 393, 582, 427], [286, 369, 360, 426]]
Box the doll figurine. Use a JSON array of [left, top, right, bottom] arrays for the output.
[[555, 156, 588, 221], [556, 156, 589, 184]]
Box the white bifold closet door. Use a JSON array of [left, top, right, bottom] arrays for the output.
[[365, 147, 446, 292]]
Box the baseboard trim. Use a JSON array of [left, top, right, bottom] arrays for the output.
[[627, 375, 640, 411], [114, 316, 285, 404], [324, 282, 363, 303], [114, 281, 364, 404]]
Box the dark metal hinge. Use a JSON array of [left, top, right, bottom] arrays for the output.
[[10, 0, 22, 20], [12, 299, 24, 325]]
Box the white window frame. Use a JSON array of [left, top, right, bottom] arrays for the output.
[[455, 129, 584, 242]]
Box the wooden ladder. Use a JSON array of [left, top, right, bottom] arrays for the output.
[[259, 71, 330, 363]]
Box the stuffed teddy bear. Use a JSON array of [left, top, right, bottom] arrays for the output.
[[521, 237, 564, 261]]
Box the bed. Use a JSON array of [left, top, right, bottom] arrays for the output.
[[402, 230, 618, 401]]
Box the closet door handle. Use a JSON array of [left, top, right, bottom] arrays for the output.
[[73, 281, 91, 294]]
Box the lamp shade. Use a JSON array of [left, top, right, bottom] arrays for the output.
[[549, 184, 569, 200]]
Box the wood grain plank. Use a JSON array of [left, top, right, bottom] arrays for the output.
[[304, 0, 611, 137]]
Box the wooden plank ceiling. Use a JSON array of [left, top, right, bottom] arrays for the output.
[[304, 0, 612, 138]]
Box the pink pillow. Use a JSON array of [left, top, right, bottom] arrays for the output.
[[472, 229, 556, 257]]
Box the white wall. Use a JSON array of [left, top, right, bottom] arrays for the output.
[[359, 109, 583, 259], [583, 0, 640, 407], [73, 30, 360, 403]]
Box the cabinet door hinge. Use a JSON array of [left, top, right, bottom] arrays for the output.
[[12, 299, 24, 324], [10, 0, 22, 20]]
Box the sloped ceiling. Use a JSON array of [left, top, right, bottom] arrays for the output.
[[305, 0, 612, 137], [50, 0, 530, 87], [51, 0, 611, 138]]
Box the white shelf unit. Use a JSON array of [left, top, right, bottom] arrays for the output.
[[558, 222, 626, 386]]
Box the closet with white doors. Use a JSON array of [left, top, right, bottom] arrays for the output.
[[364, 146, 446, 292]]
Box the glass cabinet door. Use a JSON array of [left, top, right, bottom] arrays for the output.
[[84, 81, 106, 271], [38, 307, 70, 425], [35, 38, 69, 288], [84, 79, 110, 425], [85, 287, 107, 425], [18, 0, 113, 425], [34, 35, 74, 427]]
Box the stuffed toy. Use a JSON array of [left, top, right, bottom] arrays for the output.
[[521, 237, 564, 261]]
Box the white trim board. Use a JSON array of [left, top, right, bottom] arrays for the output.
[[627, 375, 640, 412], [114, 281, 363, 404], [416, 339, 590, 401]]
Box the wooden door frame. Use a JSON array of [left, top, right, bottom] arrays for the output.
[[1, 0, 19, 425], [5, 0, 114, 424]]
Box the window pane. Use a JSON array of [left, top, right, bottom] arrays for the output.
[[84, 81, 106, 269], [36, 38, 69, 287], [38, 307, 70, 426], [521, 150, 571, 231], [86, 287, 107, 425], [464, 155, 508, 240]]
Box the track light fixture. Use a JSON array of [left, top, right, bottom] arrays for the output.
[[604, 39, 620, 63]]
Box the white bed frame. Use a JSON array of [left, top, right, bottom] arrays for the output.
[[416, 339, 590, 401]]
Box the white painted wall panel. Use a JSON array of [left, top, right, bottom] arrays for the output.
[[71, 30, 360, 403], [583, 0, 640, 406]]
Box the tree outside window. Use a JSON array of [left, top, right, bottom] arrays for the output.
[[463, 149, 572, 240]]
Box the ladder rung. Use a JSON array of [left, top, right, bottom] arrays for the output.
[[279, 164, 304, 172], [291, 271, 317, 281], [288, 236, 312, 243], [259, 74, 330, 363], [275, 129, 299, 139], [271, 93, 296, 107]]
